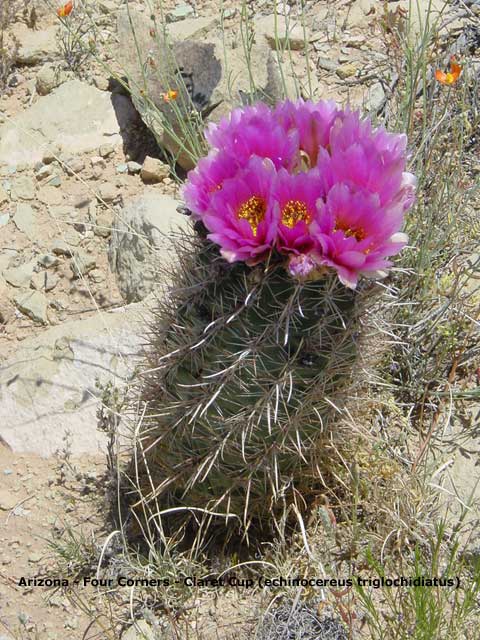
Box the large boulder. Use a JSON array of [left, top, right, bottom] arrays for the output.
[[109, 192, 191, 303], [0, 302, 148, 457], [0, 80, 123, 168], [116, 9, 287, 169]]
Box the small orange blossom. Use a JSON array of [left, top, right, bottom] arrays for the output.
[[162, 89, 178, 102], [435, 55, 462, 85], [57, 1, 74, 17]]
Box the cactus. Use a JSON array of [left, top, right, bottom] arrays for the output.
[[126, 99, 414, 544], [131, 223, 359, 540]]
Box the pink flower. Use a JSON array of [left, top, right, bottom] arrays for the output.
[[205, 103, 298, 170], [312, 183, 408, 288], [202, 156, 277, 264], [182, 150, 239, 219], [323, 109, 412, 208], [272, 168, 325, 255], [274, 98, 339, 167], [181, 99, 415, 287]]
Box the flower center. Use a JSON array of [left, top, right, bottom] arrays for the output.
[[335, 219, 366, 242], [237, 196, 266, 236], [281, 200, 312, 229]]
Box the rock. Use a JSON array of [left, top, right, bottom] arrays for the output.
[[366, 81, 386, 114], [317, 57, 339, 72], [140, 156, 170, 184], [0, 184, 9, 205], [13, 204, 36, 239], [71, 251, 96, 278], [94, 212, 112, 238], [42, 147, 59, 164], [38, 254, 60, 269], [0, 249, 17, 273], [123, 621, 155, 640], [36, 63, 63, 96], [116, 8, 285, 170], [64, 156, 86, 176], [14, 290, 48, 324], [36, 164, 54, 181], [0, 301, 148, 457], [127, 161, 142, 174], [12, 24, 58, 65], [166, 16, 218, 40], [109, 193, 191, 302], [166, 4, 195, 22], [3, 261, 36, 288], [31, 271, 59, 292], [99, 143, 115, 158], [0, 213, 9, 227], [91, 156, 106, 170], [11, 176, 36, 201], [51, 239, 73, 257], [0, 81, 123, 168], [97, 183, 118, 203], [89, 269, 106, 284], [336, 63, 357, 79], [38, 185, 63, 206], [116, 163, 128, 174], [0, 278, 15, 324], [255, 14, 307, 51]]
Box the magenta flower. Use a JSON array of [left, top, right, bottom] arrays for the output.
[[182, 99, 415, 287], [202, 156, 277, 264], [312, 183, 408, 288], [272, 168, 324, 255], [274, 98, 339, 167], [323, 109, 413, 208], [182, 150, 239, 220], [205, 103, 298, 170]]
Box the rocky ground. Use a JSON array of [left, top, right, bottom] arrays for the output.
[[0, 0, 478, 638]]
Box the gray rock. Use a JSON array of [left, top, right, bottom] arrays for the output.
[[3, 261, 36, 288], [51, 239, 73, 256], [13, 24, 58, 65], [31, 271, 59, 292], [0, 184, 9, 205], [99, 143, 115, 158], [317, 57, 339, 72], [0, 213, 9, 227], [255, 14, 307, 51], [13, 204, 36, 239], [38, 185, 63, 206], [38, 254, 60, 269], [14, 290, 48, 324], [116, 8, 286, 170], [0, 278, 15, 324], [109, 193, 191, 302], [11, 176, 36, 201], [140, 156, 170, 184], [71, 251, 96, 278], [166, 16, 218, 40], [64, 156, 86, 176], [366, 81, 386, 114], [123, 621, 155, 640], [0, 301, 149, 457], [116, 163, 128, 174], [93, 212, 112, 238], [36, 63, 63, 96], [127, 161, 142, 174], [0, 81, 123, 168], [166, 4, 195, 22], [97, 183, 118, 203]]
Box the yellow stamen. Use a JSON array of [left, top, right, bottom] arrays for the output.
[[335, 220, 366, 242], [281, 200, 311, 229], [237, 196, 266, 236]]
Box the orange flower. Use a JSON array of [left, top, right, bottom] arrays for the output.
[[162, 89, 178, 102], [57, 1, 73, 17], [435, 55, 462, 85]]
